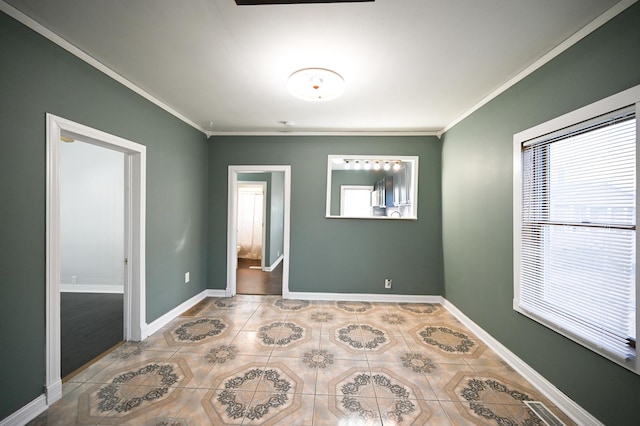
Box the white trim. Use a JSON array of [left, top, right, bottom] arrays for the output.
[[512, 85, 640, 375], [514, 85, 640, 144], [60, 284, 124, 293], [227, 166, 291, 298], [143, 289, 228, 338], [286, 292, 443, 304], [326, 155, 419, 219], [441, 0, 638, 135], [46, 114, 146, 406], [0, 394, 47, 426], [264, 254, 284, 272], [208, 131, 440, 137], [1, 0, 635, 139], [205, 289, 228, 298], [443, 299, 604, 426], [0, 1, 206, 135], [143, 291, 206, 338]]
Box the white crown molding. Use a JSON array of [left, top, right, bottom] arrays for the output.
[[2, 0, 636, 139], [0, 1, 207, 136], [441, 0, 638, 135], [207, 130, 441, 138]]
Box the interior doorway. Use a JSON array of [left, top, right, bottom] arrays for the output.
[[59, 140, 125, 378], [46, 114, 146, 406], [227, 166, 291, 298], [236, 182, 266, 265]]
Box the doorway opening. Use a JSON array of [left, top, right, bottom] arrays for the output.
[[59, 140, 125, 378], [227, 166, 291, 297], [46, 114, 146, 406]]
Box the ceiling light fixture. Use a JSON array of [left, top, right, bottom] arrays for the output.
[[287, 68, 345, 102]]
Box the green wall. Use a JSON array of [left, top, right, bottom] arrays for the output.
[[208, 136, 444, 295], [440, 4, 640, 424], [0, 12, 209, 420]]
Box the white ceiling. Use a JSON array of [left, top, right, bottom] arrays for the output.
[[3, 0, 628, 135]]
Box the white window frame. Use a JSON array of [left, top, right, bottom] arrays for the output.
[[340, 185, 374, 217], [513, 85, 640, 374]]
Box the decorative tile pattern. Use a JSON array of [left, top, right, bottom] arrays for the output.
[[398, 302, 440, 314], [381, 313, 406, 325], [97, 364, 179, 413], [215, 298, 238, 308], [328, 368, 434, 424], [205, 344, 238, 364], [302, 349, 334, 369], [337, 324, 387, 350], [418, 326, 475, 353], [309, 311, 334, 323], [31, 298, 575, 426], [258, 321, 304, 346], [400, 353, 438, 374], [458, 377, 543, 425], [110, 341, 149, 359], [274, 298, 310, 311], [174, 318, 227, 342], [336, 301, 373, 313], [218, 368, 291, 420]]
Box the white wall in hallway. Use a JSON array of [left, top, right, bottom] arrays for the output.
[[60, 140, 124, 293]]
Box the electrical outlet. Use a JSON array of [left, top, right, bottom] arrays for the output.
[[185, 272, 190, 283], [71, 275, 77, 284], [385, 278, 392, 289]]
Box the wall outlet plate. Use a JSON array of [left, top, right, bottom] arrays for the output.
[[385, 278, 392, 289], [185, 272, 190, 283]]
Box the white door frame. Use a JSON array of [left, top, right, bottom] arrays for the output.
[[227, 166, 290, 297], [237, 181, 267, 268], [45, 114, 146, 405]]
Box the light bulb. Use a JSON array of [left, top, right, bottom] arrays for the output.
[[354, 161, 361, 170], [344, 160, 351, 170], [364, 161, 371, 170], [373, 161, 381, 170], [393, 161, 401, 171], [383, 162, 391, 171]]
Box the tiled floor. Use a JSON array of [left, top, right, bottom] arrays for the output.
[[30, 296, 575, 425]]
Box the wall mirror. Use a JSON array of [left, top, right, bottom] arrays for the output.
[[326, 155, 418, 219]]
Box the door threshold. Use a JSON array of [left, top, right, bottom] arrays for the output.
[[62, 341, 124, 383]]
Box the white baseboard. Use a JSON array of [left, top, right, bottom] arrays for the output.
[[442, 299, 603, 426], [60, 284, 124, 293], [46, 379, 62, 406], [143, 291, 207, 338], [142, 289, 227, 338], [286, 291, 443, 304], [205, 289, 228, 298], [0, 394, 47, 426], [264, 255, 283, 272]]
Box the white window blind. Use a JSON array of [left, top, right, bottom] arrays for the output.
[[518, 106, 637, 369]]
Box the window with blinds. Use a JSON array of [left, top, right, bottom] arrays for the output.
[[513, 86, 639, 375]]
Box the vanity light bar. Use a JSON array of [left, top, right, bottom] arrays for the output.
[[339, 159, 401, 170]]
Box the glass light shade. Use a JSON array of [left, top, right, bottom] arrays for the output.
[[287, 68, 345, 101]]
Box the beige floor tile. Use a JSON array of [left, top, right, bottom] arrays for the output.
[[32, 299, 578, 426], [313, 394, 382, 426], [230, 330, 275, 356], [315, 361, 371, 396]]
